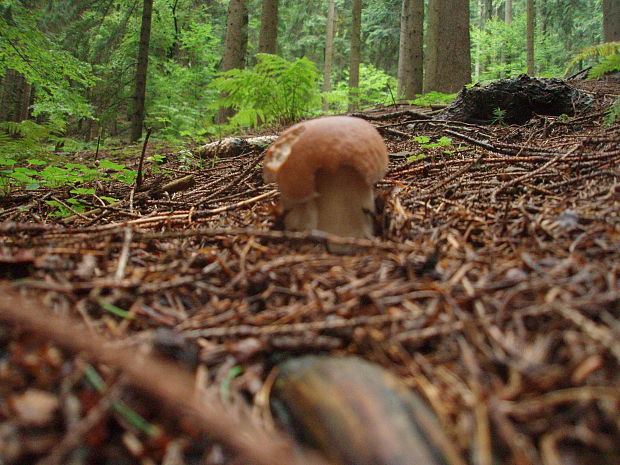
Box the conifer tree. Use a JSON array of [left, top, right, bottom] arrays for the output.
[[130, 0, 154, 142]]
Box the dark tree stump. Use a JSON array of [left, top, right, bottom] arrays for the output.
[[438, 74, 592, 124]]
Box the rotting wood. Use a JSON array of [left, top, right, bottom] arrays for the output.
[[193, 135, 277, 159]]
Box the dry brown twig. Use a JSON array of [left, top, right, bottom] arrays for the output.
[[0, 284, 329, 465]]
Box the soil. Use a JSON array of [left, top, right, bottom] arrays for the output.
[[1, 77, 619, 465]]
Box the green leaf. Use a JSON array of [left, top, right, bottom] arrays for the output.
[[85, 365, 158, 436], [436, 137, 453, 147], [70, 188, 96, 195], [407, 154, 426, 162], [96, 298, 133, 320], [413, 136, 431, 144], [27, 159, 47, 165], [98, 160, 127, 171], [220, 365, 243, 404]]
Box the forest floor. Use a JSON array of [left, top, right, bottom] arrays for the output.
[[0, 76, 619, 465]]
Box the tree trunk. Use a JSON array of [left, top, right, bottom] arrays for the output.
[[424, 0, 471, 94], [130, 0, 153, 142], [397, 0, 424, 100], [475, 0, 483, 80], [217, 0, 248, 123], [603, 0, 620, 42], [526, 0, 535, 75], [258, 0, 278, 54], [348, 0, 362, 112], [0, 70, 18, 122], [482, 0, 493, 20], [322, 0, 336, 112], [505, 0, 512, 24], [18, 80, 32, 122]]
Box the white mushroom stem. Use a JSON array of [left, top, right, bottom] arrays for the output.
[[282, 166, 375, 253]]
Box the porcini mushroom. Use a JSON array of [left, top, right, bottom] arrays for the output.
[[263, 116, 388, 253]]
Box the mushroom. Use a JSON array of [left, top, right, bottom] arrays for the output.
[[263, 116, 388, 253]]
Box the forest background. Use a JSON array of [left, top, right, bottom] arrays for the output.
[[0, 0, 618, 174]]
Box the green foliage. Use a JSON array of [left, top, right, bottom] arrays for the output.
[[0, 121, 53, 157], [212, 54, 321, 127], [362, 0, 401, 75], [491, 107, 507, 125], [566, 42, 620, 78], [471, 7, 601, 82], [406, 136, 455, 162], [145, 22, 221, 139], [606, 98, 620, 125], [414, 136, 453, 149], [329, 64, 397, 111], [0, 152, 137, 201], [410, 92, 456, 106], [0, 0, 95, 126]]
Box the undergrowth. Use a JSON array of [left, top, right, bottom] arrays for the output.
[[211, 54, 321, 128], [566, 41, 620, 78]]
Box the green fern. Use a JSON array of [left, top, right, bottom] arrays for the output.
[[606, 98, 620, 125], [566, 41, 620, 77], [211, 54, 320, 127], [0, 121, 53, 155], [590, 54, 620, 78]]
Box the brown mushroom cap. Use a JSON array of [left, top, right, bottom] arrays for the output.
[[263, 116, 388, 203]]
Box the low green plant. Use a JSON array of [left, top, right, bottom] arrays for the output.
[[211, 54, 321, 128], [491, 107, 507, 125], [0, 154, 137, 216], [606, 98, 620, 125], [566, 41, 620, 78], [410, 91, 456, 106], [328, 64, 398, 111], [407, 136, 455, 162], [414, 135, 452, 148]]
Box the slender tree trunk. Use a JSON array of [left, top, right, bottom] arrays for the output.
[[130, 0, 153, 142], [474, 0, 483, 80], [258, 0, 278, 54], [483, 0, 493, 20], [348, 0, 362, 112], [424, 0, 471, 93], [505, 0, 512, 24], [397, 0, 424, 100], [217, 0, 248, 123], [322, 0, 336, 112], [603, 0, 620, 42], [18, 81, 32, 122], [0, 70, 18, 122], [526, 0, 535, 75]]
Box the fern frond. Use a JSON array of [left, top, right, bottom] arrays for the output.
[[606, 97, 620, 125], [591, 54, 620, 78], [566, 41, 620, 75]]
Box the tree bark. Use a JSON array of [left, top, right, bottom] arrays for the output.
[[18, 80, 32, 122], [258, 0, 278, 54], [482, 0, 493, 21], [217, 0, 248, 123], [424, 0, 471, 94], [505, 0, 512, 24], [348, 0, 362, 112], [603, 0, 620, 42], [397, 0, 424, 100], [322, 0, 336, 112], [130, 0, 153, 142], [526, 0, 535, 75], [0, 70, 18, 122]]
